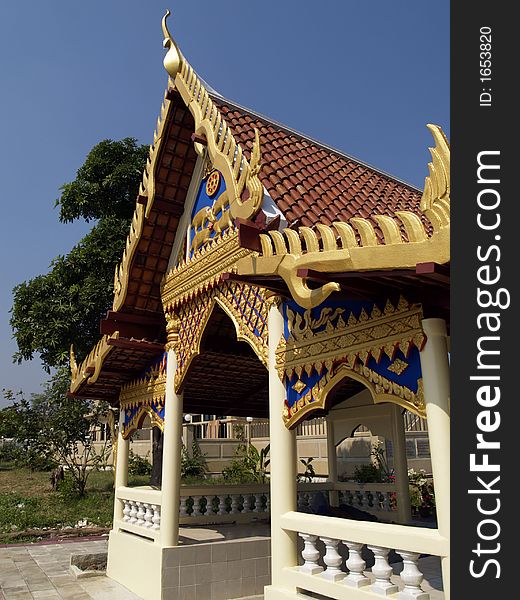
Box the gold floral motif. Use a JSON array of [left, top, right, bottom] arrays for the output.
[[291, 380, 307, 394], [387, 358, 409, 375]]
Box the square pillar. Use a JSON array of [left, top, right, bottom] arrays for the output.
[[420, 318, 450, 598], [160, 346, 184, 547], [112, 408, 129, 524], [390, 404, 412, 524], [265, 298, 298, 598]]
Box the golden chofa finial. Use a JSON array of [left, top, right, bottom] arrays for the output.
[[162, 9, 182, 78]]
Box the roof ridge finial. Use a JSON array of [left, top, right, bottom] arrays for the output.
[[162, 9, 182, 78]]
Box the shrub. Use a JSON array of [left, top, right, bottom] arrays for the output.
[[352, 463, 383, 483], [128, 451, 152, 476], [181, 438, 207, 479]]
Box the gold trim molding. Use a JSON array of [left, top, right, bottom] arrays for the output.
[[70, 332, 120, 394], [236, 125, 450, 309], [162, 227, 254, 309]]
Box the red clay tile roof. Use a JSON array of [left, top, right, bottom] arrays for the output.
[[212, 95, 426, 233]]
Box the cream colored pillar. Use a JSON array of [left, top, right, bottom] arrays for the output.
[[266, 299, 298, 597], [326, 417, 339, 507], [420, 318, 450, 597], [390, 404, 412, 524], [112, 409, 129, 524], [160, 346, 184, 547]]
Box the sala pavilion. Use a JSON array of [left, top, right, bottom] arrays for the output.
[[69, 12, 450, 600]]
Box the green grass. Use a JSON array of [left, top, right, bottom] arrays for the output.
[[0, 464, 149, 544]]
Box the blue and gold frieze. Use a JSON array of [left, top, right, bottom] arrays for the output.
[[119, 353, 168, 439], [278, 296, 426, 428]]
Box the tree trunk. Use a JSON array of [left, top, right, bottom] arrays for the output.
[[150, 427, 163, 487]]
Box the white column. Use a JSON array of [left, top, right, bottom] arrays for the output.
[[420, 318, 450, 598], [326, 417, 339, 507], [391, 404, 412, 524], [266, 299, 298, 596], [112, 409, 129, 524], [160, 347, 184, 547]]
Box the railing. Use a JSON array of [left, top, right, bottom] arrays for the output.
[[179, 483, 270, 525], [404, 410, 428, 432], [281, 511, 447, 599], [115, 481, 400, 537], [186, 416, 329, 440], [115, 486, 162, 541], [335, 482, 397, 516]]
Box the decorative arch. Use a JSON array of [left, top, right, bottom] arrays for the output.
[[170, 280, 269, 391]]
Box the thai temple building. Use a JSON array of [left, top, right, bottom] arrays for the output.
[[69, 12, 450, 600]]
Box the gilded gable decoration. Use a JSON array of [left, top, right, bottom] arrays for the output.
[[162, 11, 263, 252], [278, 297, 426, 428]]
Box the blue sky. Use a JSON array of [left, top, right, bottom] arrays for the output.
[[0, 1, 449, 405]]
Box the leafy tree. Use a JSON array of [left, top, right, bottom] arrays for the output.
[[10, 137, 148, 369], [2, 370, 111, 495]]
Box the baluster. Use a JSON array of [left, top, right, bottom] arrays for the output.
[[347, 490, 354, 505], [230, 494, 240, 514], [192, 495, 202, 517], [151, 505, 161, 530], [367, 546, 398, 595], [242, 495, 252, 513], [123, 500, 131, 522], [265, 493, 270, 513], [209, 495, 218, 514], [299, 533, 323, 575], [383, 492, 391, 511], [254, 493, 263, 513], [343, 542, 370, 588], [144, 504, 154, 528], [180, 496, 189, 518], [320, 537, 345, 582], [136, 502, 145, 527], [396, 551, 430, 599], [218, 495, 228, 515], [129, 501, 138, 524]]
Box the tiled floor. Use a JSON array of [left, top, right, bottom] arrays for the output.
[[0, 539, 138, 600], [0, 534, 443, 600]]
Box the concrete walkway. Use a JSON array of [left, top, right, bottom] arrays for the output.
[[0, 538, 138, 600]]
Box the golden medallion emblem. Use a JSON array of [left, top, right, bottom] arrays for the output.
[[205, 170, 220, 197]]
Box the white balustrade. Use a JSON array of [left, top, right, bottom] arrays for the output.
[[368, 545, 399, 595], [320, 537, 345, 582], [343, 541, 370, 588], [136, 502, 146, 527], [281, 511, 441, 600], [299, 533, 323, 575], [397, 550, 430, 599], [116, 487, 162, 540]]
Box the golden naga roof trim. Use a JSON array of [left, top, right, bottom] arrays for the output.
[[163, 10, 263, 229], [69, 332, 119, 394], [236, 124, 451, 309], [112, 89, 173, 312]]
